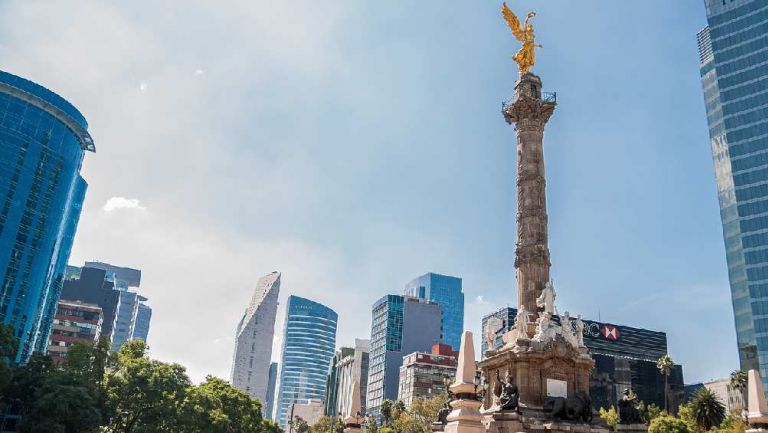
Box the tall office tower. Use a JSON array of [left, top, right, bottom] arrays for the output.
[[46, 300, 103, 364], [63, 263, 151, 351], [230, 272, 281, 402], [265, 362, 278, 420], [61, 267, 120, 344], [275, 296, 338, 428], [132, 299, 152, 342], [366, 295, 441, 419], [403, 272, 463, 350], [698, 0, 768, 389], [327, 339, 370, 418], [325, 347, 354, 416], [84, 261, 150, 350], [0, 70, 94, 363]]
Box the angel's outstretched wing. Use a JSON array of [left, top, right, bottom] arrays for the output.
[[501, 3, 525, 42]]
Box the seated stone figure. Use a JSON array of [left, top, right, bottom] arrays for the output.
[[543, 391, 593, 423], [494, 370, 520, 412], [436, 400, 452, 425], [618, 389, 644, 425]]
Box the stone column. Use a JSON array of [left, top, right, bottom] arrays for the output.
[[503, 72, 556, 314], [445, 331, 484, 433]]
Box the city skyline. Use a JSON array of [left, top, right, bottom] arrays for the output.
[[0, 0, 738, 387]]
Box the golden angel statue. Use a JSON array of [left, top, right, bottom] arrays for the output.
[[501, 3, 542, 75]]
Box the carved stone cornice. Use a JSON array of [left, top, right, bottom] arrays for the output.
[[502, 95, 556, 126]]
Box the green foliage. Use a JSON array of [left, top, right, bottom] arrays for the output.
[[714, 415, 748, 433], [380, 399, 394, 426], [16, 374, 101, 433], [730, 371, 748, 393], [104, 341, 191, 432], [289, 416, 311, 433], [379, 428, 397, 433], [0, 324, 17, 392], [649, 416, 690, 433], [678, 404, 700, 433], [689, 388, 727, 432], [639, 402, 664, 424], [365, 415, 379, 433], [311, 416, 344, 433], [2, 337, 281, 433], [599, 406, 618, 431], [181, 375, 264, 433]]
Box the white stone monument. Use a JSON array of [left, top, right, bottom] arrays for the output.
[[445, 331, 484, 433], [747, 369, 768, 432], [343, 379, 362, 433]]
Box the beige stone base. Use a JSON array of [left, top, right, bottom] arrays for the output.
[[482, 411, 609, 433], [616, 424, 647, 433]]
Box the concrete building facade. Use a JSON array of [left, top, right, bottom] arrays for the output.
[[397, 343, 457, 408], [230, 271, 281, 403]]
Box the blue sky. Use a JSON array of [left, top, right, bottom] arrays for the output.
[[0, 0, 734, 383]]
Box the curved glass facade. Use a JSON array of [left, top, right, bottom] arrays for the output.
[[0, 70, 93, 363], [275, 295, 337, 428]]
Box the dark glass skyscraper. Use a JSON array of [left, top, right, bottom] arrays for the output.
[[0, 70, 94, 363], [698, 0, 768, 388], [275, 295, 338, 428], [403, 272, 463, 351]]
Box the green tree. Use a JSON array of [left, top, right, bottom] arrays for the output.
[[689, 388, 726, 432], [730, 370, 748, 416], [649, 415, 690, 433], [0, 324, 17, 393], [657, 355, 674, 413], [380, 400, 394, 427], [104, 340, 190, 433], [599, 406, 618, 431], [640, 403, 664, 424], [364, 415, 379, 433], [715, 415, 747, 433], [16, 374, 101, 433], [392, 400, 406, 421], [288, 416, 310, 433], [181, 375, 265, 433], [312, 416, 344, 433]]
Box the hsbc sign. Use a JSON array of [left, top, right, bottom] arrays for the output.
[[582, 321, 621, 342]]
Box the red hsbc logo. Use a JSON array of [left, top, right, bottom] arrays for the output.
[[600, 325, 621, 341]]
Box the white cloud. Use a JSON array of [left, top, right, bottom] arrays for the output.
[[102, 197, 146, 213]]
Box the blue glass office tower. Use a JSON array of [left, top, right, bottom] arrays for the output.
[[366, 295, 441, 419], [0, 70, 94, 363], [403, 272, 463, 351], [275, 296, 338, 428], [699, 0, 768, 390]]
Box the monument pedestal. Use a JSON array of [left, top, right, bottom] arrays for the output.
[[616, 424, 648, 433]]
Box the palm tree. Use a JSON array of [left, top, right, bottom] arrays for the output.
[[690, 387, 726, 431], [380, 399, 393, 426], [657, 355, 673, 412], [731, 369, 748, 417]]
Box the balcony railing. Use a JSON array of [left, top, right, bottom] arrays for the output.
[[501, 91, 557, 111]]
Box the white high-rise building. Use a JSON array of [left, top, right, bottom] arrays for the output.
[[230, 271, 281, 402]]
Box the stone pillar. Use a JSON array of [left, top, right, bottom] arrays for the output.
[[445, 331, 484, 433], [503, 72, 556, 314], [747, 369, 768, 432]]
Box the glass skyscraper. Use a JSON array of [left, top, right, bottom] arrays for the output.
[[403, 272, 463, 351], [366, 295, 441, 419], [0, 70, 94, 363], [275, 295, 338, 428], [699, 0, 768, 390]]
